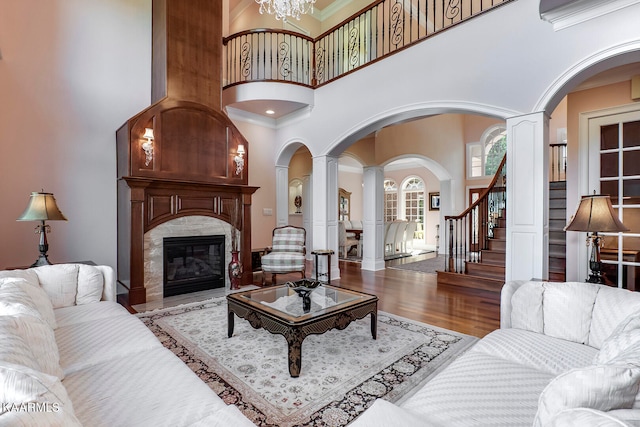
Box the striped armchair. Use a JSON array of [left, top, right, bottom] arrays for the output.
[[261, 225, 306, 285]]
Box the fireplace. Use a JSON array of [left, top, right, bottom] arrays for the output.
[[163, 235, 225, 297]]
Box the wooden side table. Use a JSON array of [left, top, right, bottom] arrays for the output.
[[311, 249, 334, 284]]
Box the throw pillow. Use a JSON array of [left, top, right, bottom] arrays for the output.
[[0, 284, 47, 325], [545, 407, 631, 426], [76, 264, 104, 305], [510, 281, 544, 333], [0, 316, 64, 380], [535, 363, 640, 427], [595, 329, 640, 365], [0, 362, 77, 423], [0, 278, 57, 329], [0, 269, 39, 287], [542, 282, 599, 345], [34, 264, 79, 309], [0, 317, 41, 373]]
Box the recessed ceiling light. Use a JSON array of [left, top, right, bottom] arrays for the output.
[[265, 109, 275, 115]]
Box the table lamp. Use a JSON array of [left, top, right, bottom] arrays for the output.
[[564, 193, 628, 284], [17, 191, 67, 267]]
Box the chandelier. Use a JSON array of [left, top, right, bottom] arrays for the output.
[[256, 0, 316, 21]]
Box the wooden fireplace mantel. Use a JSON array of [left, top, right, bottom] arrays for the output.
[[118, 176, 258, 305]]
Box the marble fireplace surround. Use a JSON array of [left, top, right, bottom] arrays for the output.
[[144, 215, 234, 303]]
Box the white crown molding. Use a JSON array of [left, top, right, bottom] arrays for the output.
[[540, 0, 640, 31]]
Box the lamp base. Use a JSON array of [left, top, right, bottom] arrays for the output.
[[586, 272, 604, 284], [30, 253, 52, 268]]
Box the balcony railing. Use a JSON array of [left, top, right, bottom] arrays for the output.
[[224, 0, 514, 88]]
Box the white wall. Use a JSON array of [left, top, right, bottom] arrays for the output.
[[0, 0, 151, 269]]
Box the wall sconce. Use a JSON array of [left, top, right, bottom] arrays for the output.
[[141, 127, 154, 166], [234, 144, 245, 175]]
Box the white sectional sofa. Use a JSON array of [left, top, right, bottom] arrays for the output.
[[0, 263, 254, 427], [351, 280, 640, 426]]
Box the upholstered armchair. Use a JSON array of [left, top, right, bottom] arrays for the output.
[[261, 225, 306, 285], [339, 221, 361, 259]]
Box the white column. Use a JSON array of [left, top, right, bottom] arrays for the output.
[[362, 166, 385, 270], [506, 112, 549, 281], [439, 179, 452, 256], [312, 155, 340, 280], [302, 174, 313, 261], [275, 165, 289, 227]]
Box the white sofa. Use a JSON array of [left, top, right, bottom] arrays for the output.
[[0, 263, 254, 427], [351, 280, 640, 426]]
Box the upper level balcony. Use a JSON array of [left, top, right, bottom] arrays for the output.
[[222, 0, 515, 123]]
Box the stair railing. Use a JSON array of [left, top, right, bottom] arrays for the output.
[[445, 155, 506, 273]]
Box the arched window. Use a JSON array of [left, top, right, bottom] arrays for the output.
[[402, 177, 424, 223], [467, 125, 507, 178], [384, 178, 397, 222]]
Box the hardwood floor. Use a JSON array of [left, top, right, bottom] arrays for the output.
[[121, 253, 501, 338]]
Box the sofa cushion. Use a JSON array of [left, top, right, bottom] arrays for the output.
[[589, 286, 640, 348], [349, 399, 434, 427], [0, 317, 41, 373], [545, 408, 632, 427], [76, 264, 104, 305], [535, 364, 640, 427], [0, 282, 54, 328], [54, 300, 130, 328], [0, 269, 39, 287], [56, 309, 163, 376], [472, 328, 597, 376], [402, 350, 555, 426], [510, 281, 544, 333], [63, 347, 227, 427], [0, 316, 64, 380], [0, 278, 57, 329], [0, 407, 82, 427], [543, 282, 599, 345], [595, 329, 640, 365], [34, 264, 79, 309], [0, 362, 72, 410]]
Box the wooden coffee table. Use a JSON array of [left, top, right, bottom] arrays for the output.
[[227, 283, 378, 377]]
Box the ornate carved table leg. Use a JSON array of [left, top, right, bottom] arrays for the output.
[[371, 311, 377, 339], [286, 328, 304, 377], [228, 310, 235, 338]]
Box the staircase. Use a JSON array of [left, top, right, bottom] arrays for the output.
[[549, 181, 567, 281], [437, 213, 506, 292], [437, 156, 507, 292]]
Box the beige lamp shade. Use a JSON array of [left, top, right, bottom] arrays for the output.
[[17, 192, 67, 222], [564, 194, 628, 233]]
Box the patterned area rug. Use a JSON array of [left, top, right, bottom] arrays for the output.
[[388, 255, 447, 274], [137, 297, 476, 426]]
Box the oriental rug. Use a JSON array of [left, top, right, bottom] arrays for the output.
[[137, 296, 476, 426]]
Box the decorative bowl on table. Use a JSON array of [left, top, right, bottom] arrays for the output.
[[286, 279, 321, 297]]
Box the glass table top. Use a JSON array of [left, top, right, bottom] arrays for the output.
[[231, 283, 375, 320]]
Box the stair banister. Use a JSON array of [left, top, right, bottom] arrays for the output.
[[444, 155, 507, 273]]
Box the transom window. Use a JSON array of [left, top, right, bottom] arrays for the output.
[[468, 125, 507, 178]]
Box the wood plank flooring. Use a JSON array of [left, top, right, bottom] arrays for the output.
[[121, 253, 501, 338]]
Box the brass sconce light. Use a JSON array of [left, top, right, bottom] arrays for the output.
[[142, 127, 154, 166], [234, 144, 245, 175]]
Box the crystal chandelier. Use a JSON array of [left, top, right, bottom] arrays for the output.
[[256, 0, 316, 21]]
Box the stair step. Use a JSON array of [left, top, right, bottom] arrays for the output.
[[549, 271, 566, 282], [465, 262, 505, 280], [488, 238, 505, 251], [549, 198, 566, 209], [492, 227, 506, 239], [550, 181, 567, 189], [549, 256, 566, 269], [549, 188, 567, 199], [549, 230, 566, 242], [437, 271, 503, 292], [481, 250, 506, 266]]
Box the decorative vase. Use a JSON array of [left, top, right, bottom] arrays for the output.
[[228, 250, 243, 290]]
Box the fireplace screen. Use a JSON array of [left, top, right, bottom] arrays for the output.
[[163, 235, 225, 297]]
